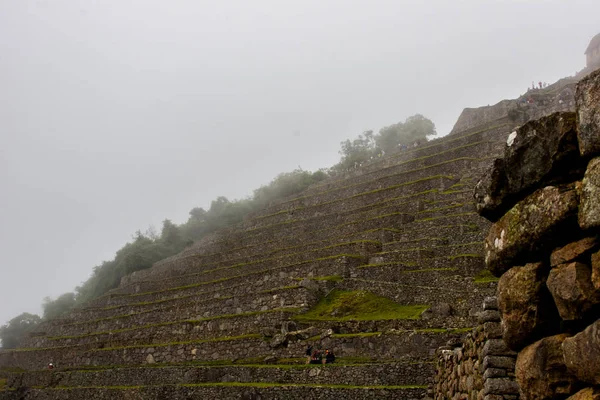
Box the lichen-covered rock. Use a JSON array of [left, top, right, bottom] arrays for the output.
[[563, 320, 600, 385], [497, 262, 560, 350], [475, 112, 581, 221], [576, 68, 600, 158], [579, 157, 600, 230], [567, 387, 600, 400], [550, 237, 599, 266], [485, 185, 579, 276], [592, 250, 600, 289], [516, 334, 580, 400], [547, 262, 599, 320]]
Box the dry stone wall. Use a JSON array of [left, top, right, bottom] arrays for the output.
[[433, 297, 519, 400], [475, 68, 600, 400]]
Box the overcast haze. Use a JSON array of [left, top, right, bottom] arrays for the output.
[[0, 0, 598, 326]]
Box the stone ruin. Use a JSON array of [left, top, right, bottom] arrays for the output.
[[0, 68, 596, 399]]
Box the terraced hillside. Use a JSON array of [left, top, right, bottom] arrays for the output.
[[1, 76, 580, 399]]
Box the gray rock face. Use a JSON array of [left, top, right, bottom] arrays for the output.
[[516, 334, 580, 400], [579, 157, 600, 230], [497, 262, 560, 350], [485, 185, 579, 276], [576, 68, 600, 158], [475, 112, 582, 221], [547, 262, 599, 320], [563, 320, 600, 385]]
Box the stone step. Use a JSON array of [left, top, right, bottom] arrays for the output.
[[113, 240, 380, 296], [0, 329, 463, 371], [25, 310, 299, 350], [52, 286, 314, 330], [245, 155, 484, 230], [370, 242, 483, 265], [295, 122, 510, 198], [95, 255, 364, 309], [7, 362, 434, 388], [0, 384, 427, 400]]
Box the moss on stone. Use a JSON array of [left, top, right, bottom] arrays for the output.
[[473, 269, 500, 284], [293, 290, 428, 322]]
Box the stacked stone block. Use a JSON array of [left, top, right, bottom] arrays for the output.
[[433, 297, 519, 400], [476, 69, 600, 400]]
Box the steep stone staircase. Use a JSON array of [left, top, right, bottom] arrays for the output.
[[0, 117, 515, 399]]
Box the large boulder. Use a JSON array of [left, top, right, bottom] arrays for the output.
[[497, 262, 560, 351], [516, 334, 580, 400], [546, 262, 600, 320], [567, 388, 600, 400], [485, 185, 579, 276], [576, 68, 600, 158], [475, 112, 581, 221], [563, 320, 600, 385], [579, 157, 600, 230]]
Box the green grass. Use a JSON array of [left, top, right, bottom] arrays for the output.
[[293, 290, 428, 322], [473, 269, 499, 284], [0, 379, 6, 391]]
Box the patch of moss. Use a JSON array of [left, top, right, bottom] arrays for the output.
[[473, 269, 499, 284], [0, 378, 6, 391], [293, 290, 428, 322]]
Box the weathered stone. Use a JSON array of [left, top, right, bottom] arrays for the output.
[[516, 334, 580, 400], [483, 368, 506, 380], [547, 262, 600, 320], [145, 353, 155, 364], [592, 250, 600, 289], [483, 322, 502, 339], [474, 158, 508, 221], [497, 262, 560, 350], [483, 378, 520, 395], [579, 158, 600, 230], [563, 320, 600, 385], [483, 297, 498, 311], [475, 112, 581, 221], [477, 310, 500, 324], [576, 68, 600, 158], [567, 387, 600, 400], [482, 339, 517, 357], [551, 237, 599, 266], [482, 356, 515, 370], [485, 185, 579, 276]]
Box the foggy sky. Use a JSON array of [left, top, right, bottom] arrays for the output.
[[0, 0, 598, 326]]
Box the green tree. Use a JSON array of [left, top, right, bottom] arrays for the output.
[[42, 292, 76, 320], [0, 313, 41, 349]]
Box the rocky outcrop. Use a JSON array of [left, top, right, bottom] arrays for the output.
[[477, 68, 600, 399], [475, 112, 582, 221]]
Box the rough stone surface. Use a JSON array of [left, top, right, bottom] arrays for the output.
[[547, 262, 599, 320], [475, 112, 581, 221], [563, 320, 600, 385], [497, 262, 560, 350], [485, 185, 579, 276], [516, 334, 580, 400], [576, 68, 600, 158], [550, 237, 599, 266], [592, 250, 600, 289], [567, 388, 600, 400], [579, 157, 600, 230], [483, 378, 520, 395]]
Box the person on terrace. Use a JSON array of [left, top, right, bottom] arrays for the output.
[[323, 349, 336, 364], [305, 344, 313, 364]]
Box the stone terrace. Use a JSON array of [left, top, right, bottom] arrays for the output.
[[2, 88, 571, 399]]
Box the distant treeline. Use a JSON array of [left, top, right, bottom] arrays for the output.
[[0, 114, 435, 348]]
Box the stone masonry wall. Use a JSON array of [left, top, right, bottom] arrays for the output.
[[474, 68, 600, 399], [433, 297, 519, 400]]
